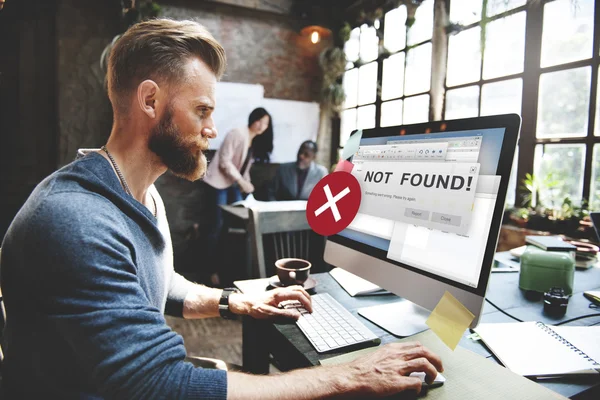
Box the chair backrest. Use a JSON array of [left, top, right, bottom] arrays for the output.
[[264, 230, 326, 277], [248, 209, 327, 278]]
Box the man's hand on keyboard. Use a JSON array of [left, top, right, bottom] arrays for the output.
[[345, 341, 444, 396], [229, 285, 313, 320]]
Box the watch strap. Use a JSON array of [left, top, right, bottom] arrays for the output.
[[219, 288, 240, 319]]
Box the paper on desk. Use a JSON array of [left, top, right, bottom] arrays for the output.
[[426, 291, 475, 351], [319, 330, 567, 400], [231, 194, 307, 212], [341, 129, 363, 160]]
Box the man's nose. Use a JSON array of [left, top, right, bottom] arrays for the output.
[[202, 127, 217, 139], [202, 117, 217, 139]]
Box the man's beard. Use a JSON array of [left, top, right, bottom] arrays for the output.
[[148, 108, 207, 181]]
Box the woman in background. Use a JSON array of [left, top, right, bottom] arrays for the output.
[[203, 107, 273, 283]]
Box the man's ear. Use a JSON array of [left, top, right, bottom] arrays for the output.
[[137, 80, 160, 119]]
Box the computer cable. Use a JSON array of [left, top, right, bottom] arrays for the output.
[[552, 313, 600, 326], [485, 298, 600, 325], [484, 298, 524, 322]]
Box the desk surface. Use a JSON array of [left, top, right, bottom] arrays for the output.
[[237, 268, 600, 399], [220, 204, 249, 220]]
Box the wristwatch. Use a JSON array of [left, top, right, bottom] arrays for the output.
[[219, 288, 240, 319]]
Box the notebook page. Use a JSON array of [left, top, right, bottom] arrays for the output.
[[551, 326, 600, 366], [475, 322, 597, 376]]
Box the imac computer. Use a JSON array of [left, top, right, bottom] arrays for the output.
[[324, 114, 521, 336]]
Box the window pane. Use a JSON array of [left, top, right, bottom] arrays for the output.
[[357, 105, 376, 129], [506, 146, 519, 207], [382, 52, 405, 101], [534, 144, 585, 207], [357, 62, 378, 106], [590, 145, 600, 210], [481, 78, 522, 116], [447, 27, 481, 87], [340, 108, 357, 147], [483, 12, 526, 79], [445, 85, 480, 120], [343, 68, 358, 108], [381, 99, 404, 127], [537, 67, 591, 138], [344, 27, 360, 63], [360, 25, 379, 63], [487, 0, 526, 17], [384, 5, 407, 53], [450, 0, 482, 26], [405, 43, 431, 96], [596, 66, 600, 137], [404, 94, 429, 124], [407, 0, 434, 46], [541, 0, 594, 67]]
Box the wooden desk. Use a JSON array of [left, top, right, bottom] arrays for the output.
[[237, 269, 600, 399]]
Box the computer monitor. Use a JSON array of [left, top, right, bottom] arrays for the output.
[[324, 114, 521, 336]]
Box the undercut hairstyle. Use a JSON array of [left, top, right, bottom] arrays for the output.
[[107, 18, 226, 112]]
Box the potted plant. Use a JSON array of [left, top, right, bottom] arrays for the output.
[[504, 173, 593, 240]]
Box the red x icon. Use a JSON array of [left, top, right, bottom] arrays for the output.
[[307, 171, 362, 236]]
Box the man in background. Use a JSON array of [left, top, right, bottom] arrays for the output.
[[269, 140, 328, 201]]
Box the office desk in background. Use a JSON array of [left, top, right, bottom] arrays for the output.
[[236, 268, 600, 399]]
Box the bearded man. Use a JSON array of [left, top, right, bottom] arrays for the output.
[[0, 18, 442, 400]]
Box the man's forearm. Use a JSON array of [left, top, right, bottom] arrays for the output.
[[183, 286, 252, 319], [182, 284, 222, 319], [227, 365, 362, 400]]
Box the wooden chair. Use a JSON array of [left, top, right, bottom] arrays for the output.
[[248, 208, 328, 278]]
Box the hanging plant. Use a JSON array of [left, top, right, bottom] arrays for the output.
[[319, 47, 348, 113], [321, 83, 346, 112]]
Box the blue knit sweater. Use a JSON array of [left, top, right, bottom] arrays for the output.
[[0, 152, 227, 399]]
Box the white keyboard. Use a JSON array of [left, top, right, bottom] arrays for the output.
[[286, 293, 380, 353]]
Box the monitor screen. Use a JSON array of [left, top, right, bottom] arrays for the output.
[[329, 115, 520, 298]]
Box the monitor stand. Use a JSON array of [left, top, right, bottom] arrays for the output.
[[358, 300, 430, 337]]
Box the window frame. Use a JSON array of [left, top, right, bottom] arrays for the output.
[[336, 0, 600, 209], [516, 0, 599, 207]]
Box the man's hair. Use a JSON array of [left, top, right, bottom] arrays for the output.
[[107, 19, 226, 112], [300, 140, 318, 153]]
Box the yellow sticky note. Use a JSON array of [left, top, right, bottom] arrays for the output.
[[342, 129, 363, 160], [426, 291, 475, 351]]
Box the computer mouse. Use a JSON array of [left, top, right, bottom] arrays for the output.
[[409, 371, 446, 389]]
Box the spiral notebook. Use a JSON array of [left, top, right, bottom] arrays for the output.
[[474, 322, 600, 377]]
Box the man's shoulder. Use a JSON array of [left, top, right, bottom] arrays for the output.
[[314, 163, 328, 176], [279, 162, 296, 170], [24, 186, 121, 238], [18, 160, 121, 230], [276, 162, 296, 176]]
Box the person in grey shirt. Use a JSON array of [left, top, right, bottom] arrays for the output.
[[269, 140, 328, 201]]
